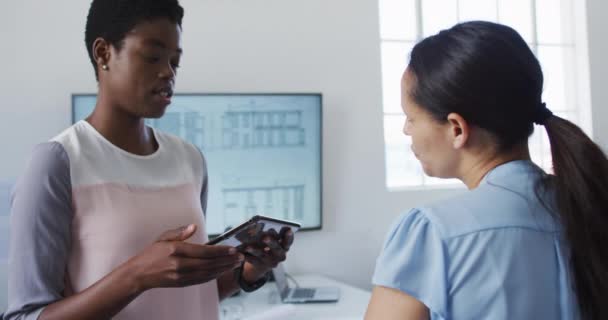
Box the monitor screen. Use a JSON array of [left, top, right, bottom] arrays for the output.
[[72, 94, 322, 236]]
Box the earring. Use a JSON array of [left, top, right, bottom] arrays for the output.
[[102, 64, 109, 70]]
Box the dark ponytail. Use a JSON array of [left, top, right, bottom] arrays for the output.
[[408, 20, 608, 319], [541, 115, 608, 320]]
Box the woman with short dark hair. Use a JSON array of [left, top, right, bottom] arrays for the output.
[[5, 1, 293, 319]]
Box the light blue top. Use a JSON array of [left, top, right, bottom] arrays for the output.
[[372, 160, 579, 320]]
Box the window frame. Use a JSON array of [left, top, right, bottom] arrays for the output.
[[379, 0, 592, 191]]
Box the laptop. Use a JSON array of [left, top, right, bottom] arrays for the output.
[[272, 263, 340, 303]]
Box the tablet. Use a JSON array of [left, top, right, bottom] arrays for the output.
[[207, 215, 300, 249]]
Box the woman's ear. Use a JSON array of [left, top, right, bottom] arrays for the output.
[[446, 113, 470, 149], [92, 37, 111, 70]]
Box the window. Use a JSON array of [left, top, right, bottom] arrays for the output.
[[379, 0, 591, 189]]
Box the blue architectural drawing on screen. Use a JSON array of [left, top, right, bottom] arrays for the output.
[[72, 94, 322, 235]]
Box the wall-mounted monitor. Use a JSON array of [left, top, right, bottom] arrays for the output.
[[72, 93, 323, 236]]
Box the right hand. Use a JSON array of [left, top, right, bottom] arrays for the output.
[[125, 224, 244, 292]]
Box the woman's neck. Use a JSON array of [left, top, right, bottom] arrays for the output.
[[459, 145, 531, 189], [86, 101, 158, 156]]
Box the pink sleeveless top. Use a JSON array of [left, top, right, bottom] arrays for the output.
[[55, 121, 219, 320]]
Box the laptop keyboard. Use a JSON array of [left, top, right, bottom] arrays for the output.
[[292, 288, 316, 299]]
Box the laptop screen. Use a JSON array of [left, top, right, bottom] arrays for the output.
[[272, 263, 290, 299]]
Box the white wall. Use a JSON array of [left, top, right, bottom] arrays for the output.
[[1, 3, 608, 312], [586, 0, 608, 151]]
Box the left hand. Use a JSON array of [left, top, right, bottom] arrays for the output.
[[240, 227, 294, 283]]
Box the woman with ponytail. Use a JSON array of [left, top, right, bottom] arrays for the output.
[[365, 21, 608, 320]]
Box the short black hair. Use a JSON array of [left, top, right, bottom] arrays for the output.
[[85, 0, 184, 80]]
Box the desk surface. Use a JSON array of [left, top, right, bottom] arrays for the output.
[[220, 274, 371, 320]]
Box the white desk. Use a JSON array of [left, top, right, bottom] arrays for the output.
[[220, 274, 371, 320]]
